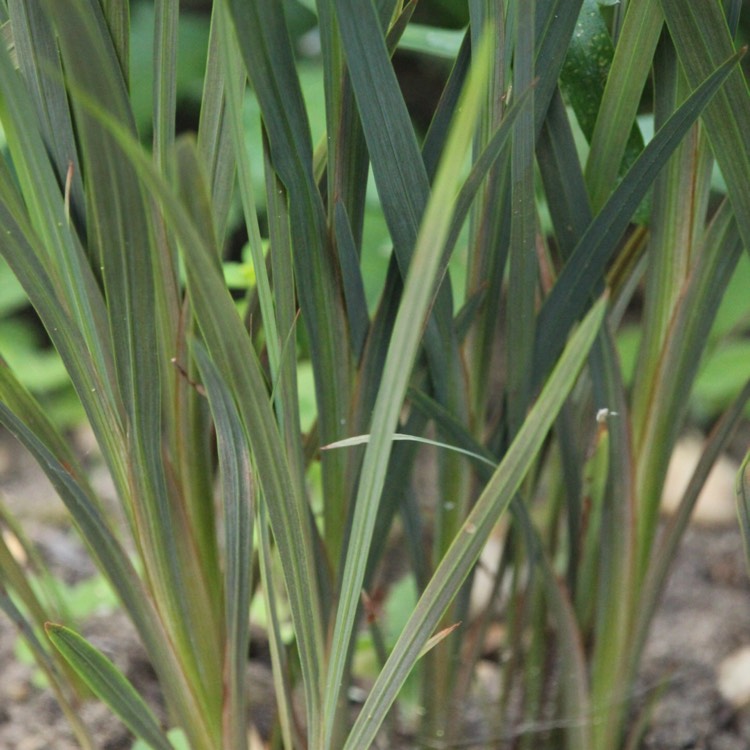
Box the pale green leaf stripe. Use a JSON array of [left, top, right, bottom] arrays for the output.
[[398, 23, 464, 59], [320, 34, 493, 750], [344, 295, 607, 749], [322, 432, 497, 468], [659, 0, 750, 249], [46, 624, 173, 750]]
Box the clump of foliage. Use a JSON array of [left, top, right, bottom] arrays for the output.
[[0, 1, 749, 749]]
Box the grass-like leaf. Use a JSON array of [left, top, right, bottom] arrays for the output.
[[192, 342, 253, 750], [228, 0, 351, 573], [344, 294, 607, 749], [533, 48, 743, 389], [659, 1, 750, 248], [321, 30, 494, 750], [584, 0, 660, 209], [46, 623, 173, 750]]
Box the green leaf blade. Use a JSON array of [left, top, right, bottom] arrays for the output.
[[46, 623, 173, 750], [344, 294, 607, 749], [533, 48, 743, 389]]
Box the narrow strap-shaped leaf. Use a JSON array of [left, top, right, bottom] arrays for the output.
[[630, 40, 713, 445], [422, 29, 471, 182], [321, 38, 492, 748], [440, 83, 535, 288], [533, 0, 584, 131], [44, 3, 211, 705], [90, 126, 325, 735], [532, 49, 742, 390], [541, 559, 593, 750], [175, 139, 325, 724], [36, 67, 324, 723], [227, 0, 351, 570], [151, 0, 178, 169], [334, 0, 428, 246], [633, 202, 743, 577], [334, 0, 459, 404], [43, 0, 153, 426], [0, 184, 126, 491], [0, 589, 96, 749], [0, 404, 209, 745], [0, 33, 116, 412], [315, 0, 368, 252], [263, 136, 309, 504], [227, 0, 314, 184], [196, 1, 239, 241], [46, 624, 173, 750], [343, 295, 607, 749], [192, 343, 252, 750], [257, 506, 298, 750], [506, 1, 537, 431], [659, 0, 750, 249], [585, 0, 661, 210], [335, 201, 369, 360], [99, 0, 129, 83], [634, 376, 750, 676], [406, 385, 593, 749], [7, 0, 85, 223], [216, 4, 280, 379], [537, 87, 592, 259]]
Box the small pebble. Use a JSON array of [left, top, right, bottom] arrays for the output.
[[717, 645, 750, 708], [661, 434, 740, 526]]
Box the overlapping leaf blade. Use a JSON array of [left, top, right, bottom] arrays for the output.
[[533, 49, 742, 389], [344, 295, 607, 749], [46, 624, 173, 750]]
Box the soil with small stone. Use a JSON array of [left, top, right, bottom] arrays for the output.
[[1, 427, 749, 749]]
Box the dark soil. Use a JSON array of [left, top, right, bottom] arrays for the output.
[[1, 429, 750, 749]]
